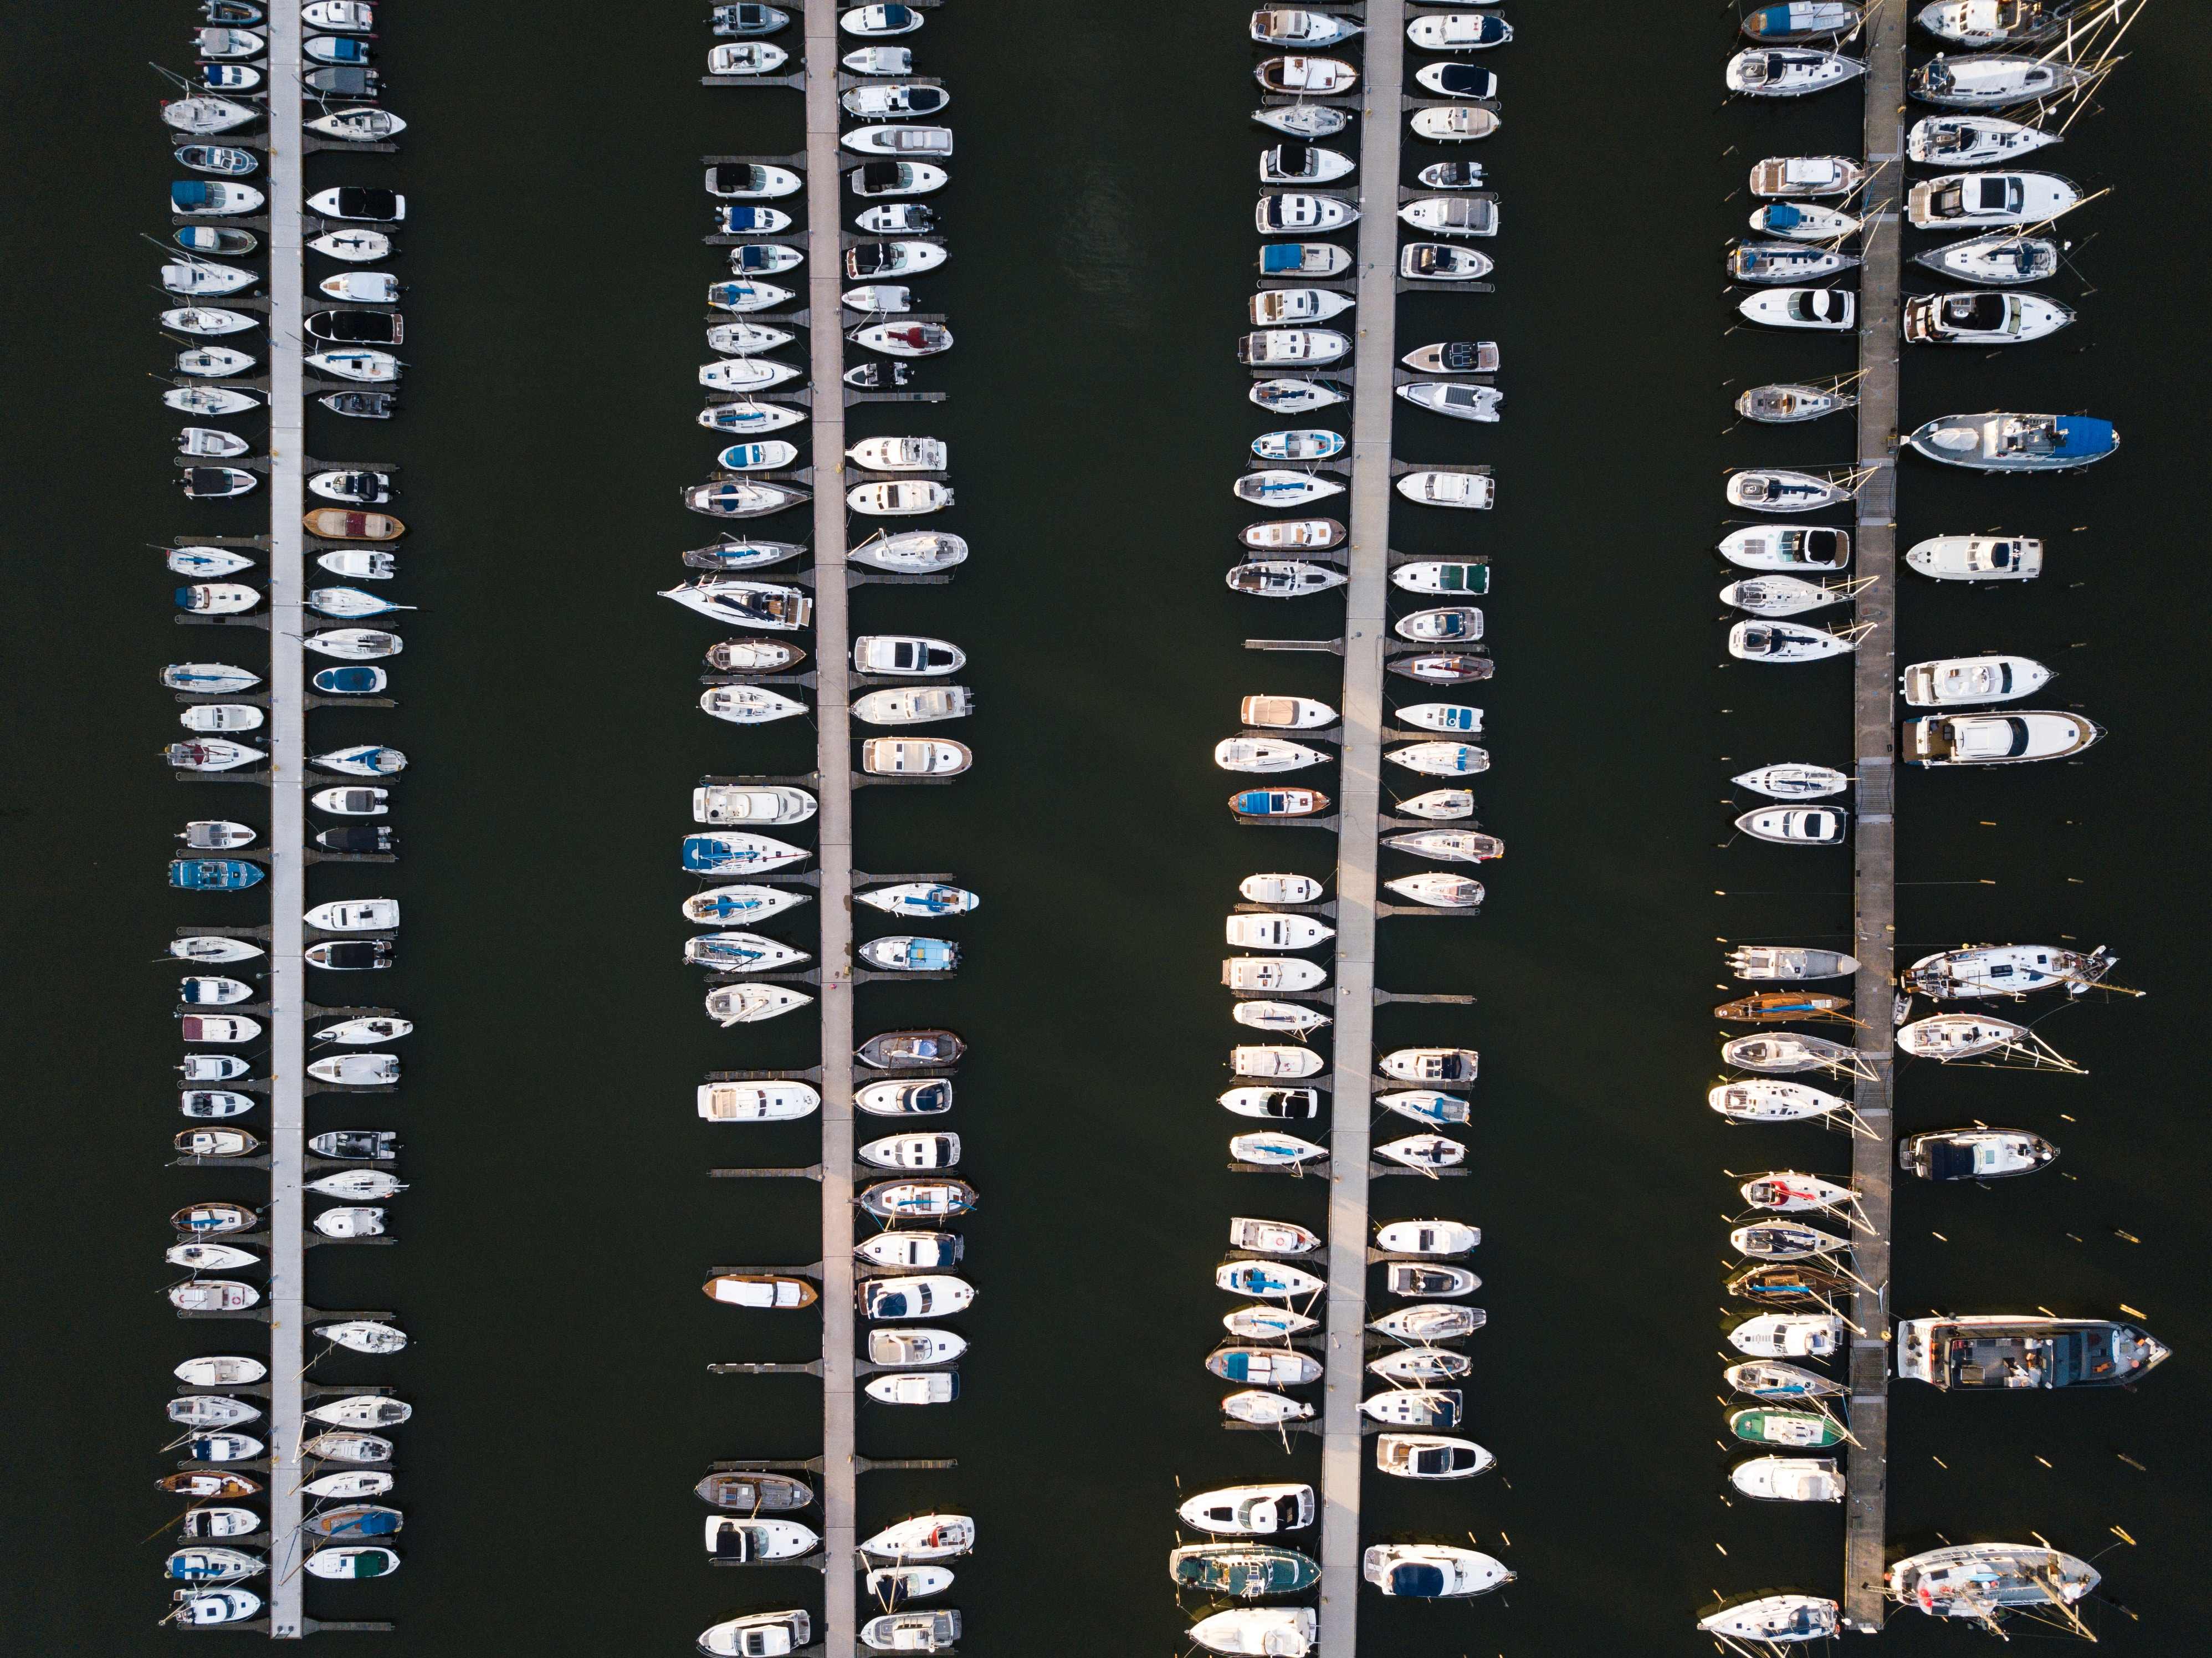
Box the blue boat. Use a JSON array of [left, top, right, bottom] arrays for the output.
[[714, 205, 788, 234], [1907, 412, 2119, 472], [1229, 787, 1329, 818], [305, 37, 373, 65], [859, 935, 958, 973], [312, 666, 387, 694], [311, 1505, 403, 1540], [170, 859, 265, 892]]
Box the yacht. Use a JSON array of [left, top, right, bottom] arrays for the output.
[[1237, 326, 1350, 365], [1251, 9, 1361, 46], [1400, 243, 1492, 281], [1697, 1596, 1838, 1644], [1897, 1314, 2168, 1389], [1363, 1543, 1512, 1598], [1911, 52, 2093, 108], [1907, 710, 2103, 764], [1725, 1360, 1843, 1400], [1730, 242, 1856, 283], [1189, 1608, 1314, 1658], [1742, 3, 1862, 38], [1228, 1130, 1328, 1168], [1905, 941, 2111, 1000], [1738, 286, 1854, 330], [1375, 1219, 1477, 1254], [1226, 912, 1333, 949], [1255, 54, 1356, 93], [1709, 1079, 1850, 1122], [1378, 1048, 1480, 1083], [1218, 1087, 1320, 1120], [842, 4, 925, 36], [1749, 202, 1861, 242], [1900, 1125, 2057, 1180], [1750, 155, 1865, 197], [705, 1517, 821, 1562], [858, 883, 977, 917], [842, 81, 948, 119], [1728, 1313, 1844, 1358], [863, 1275, 974, 1319], [1724, 1035, 1860, 1076], [1723, 574, 1850, 616], [1376, 1434, 1494, 1480], [1170, 1542, 1320, 1599], [1228, 787, 1330, 818], [1378, 1089, 1469, 1126], [1226, 560, 1347, 598], [855, 1079, 954, 1117], [859, 1515, 975, 1561], [1241, 517, 1345, 551], [1737, 806, 1847, 845], [1360, 1389, 1461, 1427], [1396, 378, 1503, 423], [1384, 1263, 1479, 1297], [1252, 104, 1350, 139], [660, 579, 813, 629], [1906, 532, 2041, 580], [1234, 470, 1343, 509], [1902, 654, 2051, 707], [1729, 1408, 1844, 1449], [1410, 105, 1501, 141], [1887, 1543, 2099, 1621], [1907, 411, 2117, 470], [694, 785, 817, 826], [1720, 526, 1850, 571], [857, 1028, 964, 1069], [1726, 48, 1866, 95], [1180, 1483, 1315, 1535], [1414, 62, 1498, 98], [857, 1234, 962, 1270], [858, 1180, 977, 1221], [705, 985, 814, 1025], [851, 530, 968, 574], [699, 1611, 811, 1658], [1730, 619, 1860, 662], [1407, 13, 1512, 48], [1908, 113, 2060, 165], [1907, 170, 2081, 229]]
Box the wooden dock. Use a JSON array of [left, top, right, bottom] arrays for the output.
[[1842, 2, 1909, 1632], [1318, 2, 1406, 1650], [802, 0, 861, 1646], [262, 0, 309, 1637]]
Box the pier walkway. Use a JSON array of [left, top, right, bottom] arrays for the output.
[[264, 3, 308, 1639], [1319, 2, 1406, 1650], [1842, 3, 1908, 1631], [802, 0, 859, 1647]]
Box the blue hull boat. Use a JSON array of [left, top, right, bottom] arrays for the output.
[[171, 858, 265, 891]]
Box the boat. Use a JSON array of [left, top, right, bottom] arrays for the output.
[[1396, 606, 1483, 644], [854, 202, 935, 234], [1698, 1596, 1839, 1644], [1208, 1345, 1323, 1386], [1360, 1389, 1461, 1427], [1378, 1089, 1469, 1126], [1222, 958, 1327, 992], [694, 784, 817, 825], [700, 685, 808, 726], [1908, 410, 2117, 471], [863, 1274, 974, 1319], [173, 1589, 264, 1626], [1909, 170, 2082, 232], [308, 1129, 400, 1160], [1258, 239, 1354, 279], [1391, 650, 1492, 684], [1911, 53, 2093, 108], [1241, 694, 1337, 731], [1736, 805, 1849, 845], [1251, 429, 1346, 464], [1401, 196, 1497, 239], [168, 1391, 263, 1431], [1376, 1218, 1478, 1253], [698, 1081, 822, 1122], [1215, 738, 1326, 774], [696, 1471, 813, 1509], [1738, 286, 1855, 331], [1906, 531, 2044, 582], [1256, 379, 1346, 411], [1749, 203, 1861, 245], [1410, 105, 1501, 142], [708, 40, 789, 73], [1718, 526, 1850, 573], [1733, 1220, 1850, 1260], [844, 125, 953, 161], [1400, 243, 1492, 282], [171, 180, 265, 218], [1237, 326, 1350, 367], [843, 3, 924, 35], [1171, 1542, 1320, 1599], [1723, 574, 1852, 616], [1251, 8, 1361, 46], [1228, 1130, 1328, 1168], [170, 857, 265, 891], [1725, 1036, 1860, 1079], [1230, 1216, 1322, 1255], [308, 228, 393, 263], [1725, 1359, 1844, 1399], [860, 1179, 977, 1221], [1908, 113, 2060, 165], [1906, 941, 2112, 1001], [860, 1515, 975, 1563], [1907, 709, 2103, 765], [705, 985, 813, 1026], [1383, 1262, 1479, 1297], [1888, 1542, 2099, 1622], [705, 1273, 820, 1310], [1232, 1045, 1325, 1081], [859, 1611, 960, 1651], [1730, 1263, 1852, 1305], [1727, 48, 1866, 95], [1226, 1304, 1319, 1340], [1228, 787, 1329, 818], [1259, 142, 1354, 186], [1227, 910, 1333, 949], [1919, 0, 2097, 46], [1226, 560, 1347, 598], [1407, 13, 1512, 49], [1390, 559, 1491, 593], [1729, 1408, 1844, 1449], [1900, 1125, 2058, 1180], [1255, 192, 1357, 234], [1730, 619, 1861, 663], [1217, 1087, 1319, 1121], [172, 1281, 261, 1313], [1253, 103, 1350, 139], [175, 341, 255, 378], [856, 1076, 954, 1118], [1417, 160, 1487, 189], [165, 303, 256, 337], [705, 1517, 821, 1561], [1368, 1345, 1471, 1383], [1709, 1078, 1850, 1122], [1241, 518, 1345, 552], [311, 785, 390, 818], [1384, 873, 1483, 908], [1902, 653, 2053, 708], [1234, 1000, 1330, 1035], [684, 932, 811, 973], [1730, 241, 1858, 283], [163, 94, 259, 135], [1387, 740, 1487, 776], [1256, 54, 1357, 93], [858, 1029, 964, 1069], [305, 108, 407, 141], [1190, 1604, 1315, 1658], [1364, 1543, 1511, 1598], [1396, 469, 1494, 513], [316, 1320, 407, 1355], [659, 579, 812, 629], [1375, 1434, 1494, 1480], [1181, 1483, 1315, 1536], [849, 160, 947, 199], [178, 973, 254, 1004], [1413, 62, 1497, 98], [1897, 1314, 2168, 1389], [1397, 381, 1501, 422], [1372, 1303, 1483, 1342], [1743, 3, 1862, 38]]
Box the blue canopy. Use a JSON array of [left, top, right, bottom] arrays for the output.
[[172, 181, 214, 208], [2050, 417, 2116, 458], [1390, 1564, 1447, 1598], [1259, 243, 1304, 273]]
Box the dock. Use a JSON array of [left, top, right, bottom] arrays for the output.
[[263, 1, 309, 1639], [803, 0, 860, 1646], [1841, 2, 1908, 1632], [1318, 1, 1406, 1651]]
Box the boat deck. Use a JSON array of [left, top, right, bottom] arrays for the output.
[[1319, 2, 1407, 1652], [803, 0, 861, 1647], [264, 1, 309, 1638], [1842, 1, 1908, 1631]]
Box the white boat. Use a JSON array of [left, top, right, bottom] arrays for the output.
[[1240, 694, 1336, 730], [1888, 1542, 2100, 1621], [309, 229, 392, 263], [1410, 105, 1501, 142], [1738, 286, 1855, 330], [1226, 1304, 1319, 1339], [1401, 196, 1497, 237], [1918, 1, 2097, 47], [1729, 945, 1859, 980], [1698, 1596, 1839, 1644], [1911, 52, 2092, 108], [1384, 1262, 1479, 1296], [660, 579, 813, 629], [1908, 114, 2060, 165], [1240, 874, 1323, 907], [1709, 1078, 1850, 1122], [1364, 1542, 1511, 1598], [1740, 1170, 1857, 1210], [1903, 941, 2112, 1001], [168, 738, 265, 772], [1256, 54, 1356, 93], [700, 685, 808, 725], [1360, 1389, 1461, 1426], [311, 786, 387, 816], [1179, 1483, 1315, 1536], [163, 305, 256, 337], [1227, 912, 1333, 949], [859, 1515, 975, 1561], [706, 163, 802, 199], [1722, 574, 1851, 617], [172, 1281, 262, 1313], [849, 161, 947, 198], [842, 81, 950, 119], [699, 1612, 812, 1658], [1395, 469, 1492, 508], [1222, 958, 1327, 992], [1908, 709, 2102, 765], [1729, 1313, 1846, 1357], [1376, 1433, 1494, 1480], [1902, 654, 2051, 708], [1750, 201, 1861, 242], [1260, 142, 1354, 185], [707, 41, 788, 73], [1253, 104, 1350, 139], [1387, 740, 1487, 776], [319, 1321, 407, 1355], [1896, 1012, 2040, 1061], [162, 257, 255, 296], [1396, 788, 1473, 820], [843, 44, 913, 72], [1190, 1607, 1314, 1658], [1238, 327, 1350, 368], [706, 984, 814, 1025], [306, 347, 399, 383], [1371, 1303, 1483, 1342], [175, 345, 255, 379], [848, 436, 948, 472], [855, 1078, 954, 1116], [846, 240, 944, 281], [1737, 806, 1847, 845], [1407, 13, 1513, 49], [1397, 381, 1501, 422], [842, 4, 924, 37], [1215, 737, 1326, 774], [1385, 873, 1483, 907], [179, 704, 263, 735], [305, 1052, 398, 1086], [844, 124, 954, 158], [848, 480, 952, 515], [1400, 243, 1491, 281], [1376, 1132, 1467, 1170], [861, 738, 970, 775], [1379, 1091, 1469, 1129], [851, 530, 968, 574], [1729, 465, 1852, 509], [1727, 48, 1865, 95], [704, 1517, 821, 1561], [165, 661, 260, 692], [694, 785, 817, 826], [1232, 1045, 1324, 1081], [1906, 532, 2041, 580], [1255, 193, 1357, 234], [863, 1273, 973, 1319], [305, 108, 407, 141], [1251, 9, 1361, 47], [708, 278, 796, 315], [163, 95, 259, 135], [175, 1354, 268, 1388], [1719, 525, 1850, 572], [1232, 1000, 1330, 1035], [1736, 763, 1849, 800], [1375, 1219, 1478, 1254], [1908, 169, 2081, 231], [1904, 289, 2072, 345], [315, 1016, 412, 1045], [1229, 1130, 1328, 1168], [859, 1609, 960, 1649], [685, 932, 810, 974], [1731, 620, 1860, 663], [172, 1589, 264, 1625], [705, 323, 797, 360]]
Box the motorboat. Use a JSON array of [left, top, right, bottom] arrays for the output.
[[1911, 52, 2093, 108], [1228, 787, 1329, 818], [1216, 738, 1326, 773], [1392, 559, 1489, 594], [1251, 8, 1361, 46], [178, 973, 254, 1004], [1237, 327, 1350, 370], [684, 932, 810, 973], [1400, 243, 1492, 281], [1375, 1434, 1494, 1480], [845, 124, 953, 159], [1189, 1602, 1316, 1657], [1729, 1408, 1844, 1449], [1887, 1543, 2099, 1621], [1250, 428, 1345, 463], [842, 81, 949, 119], [696, 1470, 813, 1512], [1389, 654, 1491, 684], [660, 579, 812, 629], [1901, 1125, 2058, 1180], [706, 163, 802, 201], [176, 224, 259, 255], [308, 186, 403, 224], [1897, 1314, 2167, 1389], [1218, 1087, 1319, 1121], [705, 985, 813, 1025], [1417, 160, 1487, 190], [311, 786, 388, 817], [303, 38, 377, 69], [698, 1080, 821, 1123], [307, 346, 401, 383], [1749, 202, 1860, 243], [1170, 1542, 1320, 1600], [847, 240, 945, 280], [1919, 0, 2097, 46], [1371, 1303, 1483, 1342], [1738, 286, 1855, 330], [1232, 1045, 1324, 1080], [700, 685, 808, 725], [172, 1282, 262, 1313], [172, 180, 265, 217], [1737, 806, 1848, 845], [308, 1129, 400, 1161], [1207, 1345, 1323, 1386], [1718, 526, 1850, 571], [1255, 193, 1357, 233], [1401, 196, 1497, 238], [859, 1610, 960, 1650], [861, 1516, 975, 1562], [1709, 1079, 1850, 1122], [1908, 169, 2081, 231], [1908, 410, 2116, 470], [850, 161, 946, 198], [1226, 561, 1348, 598], [168, 860, 262, 893], [1906, 532, 2041, 580], [1258, 239, 1354, 278], [1902, 654, 2051, 707], [1375, 1218, 1478, 1253], [1384, 1263, 1479, 1297], [1259, 142, 1354, 185], [173, 1127, 259, 1158], [1722, 574, 1850, 616], [1414, 62, 1497, 98], [1743, 3, 1862, 37], [304, 2, 375, 29], [858, 935, 960, 972], [308, 469, 395, 506], [843, 3, 924, 35], [857, 1028, 964, 1069], [1908, 113, 2060, 165], [694, 785, 817, 825], [1726, 1359, 1844, 1399], [1698, 1596, 1839, 1644], [161, 257, 255, 296], [180, 467, 259, 500], [1364, 1543, 1510, 1598], [854, 1078, 954, 1116], [705, 1274, 820, 1311], [1397, 381, 1500, 422], [1240, 873, 1323, 905], [314, 1014, 412, 1046], [1728, 945, 1859, 980], [708, 40, 788, 73], [1221, 958, 1327, 992], [1228, 1215, 1322, 1256], [1396, 605, 1482, 643], [305, 108, 407, 141], [848, 479, 953, 516], [1240, 695, 1337, 733], [1911, 708, 2103, 766], [1407, 13, 1512, 49], [1384, 873, 1483, 908], [172, 1589, 264, 1625], [858, 1131, 961, 1169], [1256, 54, 1357, 93], [1227, 1130, 1328, 1168], [854, 202, 935, 234], [863, 1275, 974, 1319], [848, 436, 948, 473], [1727, 48, 1865, 95], [705, 1517, 821, 1562], [1181, 1484, 1314, 1536], [1253, 104, 1350, 139], [1410, 105, 1501, 142], [862, 737, 971, 775]]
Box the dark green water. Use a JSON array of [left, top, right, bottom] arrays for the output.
[[3, 2, 2208, 1651]]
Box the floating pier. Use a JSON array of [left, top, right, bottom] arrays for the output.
[[263, 1, 309, 1638], [803, 0, 860, 1645], [1318, 2, 1406, 1650], [1841, 2, 1908, 1633]]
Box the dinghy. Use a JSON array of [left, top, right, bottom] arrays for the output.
[[1907, 411, 2116, 471], [1726, 48, 1866, 95], [1719, 525, 1850, 570], [1410, 105, 1501, 142], [1226, 561, 1347, 598], [1911, 52, 2092, 108]]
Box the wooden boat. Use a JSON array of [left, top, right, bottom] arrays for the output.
[[696, 1471, 814, 1510], [704, 1274, 820, 1309], [1714, 990, 1853, 1022], [303, 509, 403, 541]]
